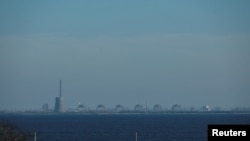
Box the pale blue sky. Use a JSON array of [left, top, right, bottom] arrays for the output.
[[0, 0, 250, 110]]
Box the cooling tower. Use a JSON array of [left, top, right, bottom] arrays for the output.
[[54, 80, 65, 112]]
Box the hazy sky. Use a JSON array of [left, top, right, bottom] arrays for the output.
[[0, 0, 250, 110]]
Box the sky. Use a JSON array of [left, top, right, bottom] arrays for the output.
[[0, 0, 250, 110]]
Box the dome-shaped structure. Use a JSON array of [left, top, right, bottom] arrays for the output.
[[134, 104, 144, 112], [115, 104, 124, 112], [200, 105, 210, 111], [153, 104, 162, 111], [96, 104, 105, 112], [77, 104, 86, 112], [172, 104, 182, 111]]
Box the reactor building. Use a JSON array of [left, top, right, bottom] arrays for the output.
[[54, 80, 65, 112]]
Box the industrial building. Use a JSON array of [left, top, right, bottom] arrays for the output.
[[42, 104, 49, 111], [172, 104, 182, 111], [200, 105, 211, 111], [134, 104, 144, 112], [115, 104, 125, 112], [96, 104, 105, 112], [77, 104, 87, 112], [54, 80, 65, 112], [153, 104, 163, 111]]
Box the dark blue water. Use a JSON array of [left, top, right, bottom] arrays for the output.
[[2, 113, 250, 141]]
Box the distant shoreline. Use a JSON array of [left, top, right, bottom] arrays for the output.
[[1, 111, 250, 116]]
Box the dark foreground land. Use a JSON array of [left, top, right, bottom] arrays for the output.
[[0, 120, 27, 141]]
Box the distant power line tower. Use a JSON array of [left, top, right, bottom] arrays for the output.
[[54, 80, 65, 112]]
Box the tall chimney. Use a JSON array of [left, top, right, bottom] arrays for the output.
[[59, 80, 62, 97]]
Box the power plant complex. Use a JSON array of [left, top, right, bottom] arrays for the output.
[[50, 80, 212, 113]]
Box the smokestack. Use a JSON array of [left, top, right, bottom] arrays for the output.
[[54, 80, 65, 112], [59, 80, 62, 97]]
